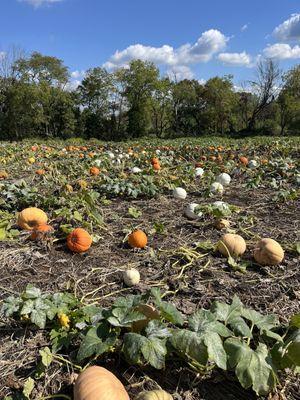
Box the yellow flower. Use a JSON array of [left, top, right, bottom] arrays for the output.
[[58, 313, 70, 328]]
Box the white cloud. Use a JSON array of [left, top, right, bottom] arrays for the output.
[[65, 79, 81, 91], [71, 70, 86, 79], [217, 51, 252, 66], [241, 24, 249, 32], [167, 65, 194, 81], [273, 13, 300, 41], [19, 0, 63, 8], [103, 29, 229, 70], [263, 43, 300, 59]]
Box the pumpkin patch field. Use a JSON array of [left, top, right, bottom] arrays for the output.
[[0, 136, 299, 400]]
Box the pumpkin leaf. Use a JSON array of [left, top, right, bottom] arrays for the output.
[[151, 288, 184, 326], [107, 307, 145, 328], [170, 329, 208, 365], [77, 322, 118, 362], [290, 314, 300, 328], [128, 207, 142, 218], [39, 347, 53, 367], [23, 377, 35, 399], [224, 338, 277, 395]]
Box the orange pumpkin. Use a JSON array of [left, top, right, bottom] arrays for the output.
[[18, 207, 48, 231], [0, 170, 8, 180], [239, 156, 248, 165], [90, 167, 100, 176], [67, 228, 92, 253], [36, 169, 45, 175], [74, 366, 129, 400], [30, 224, 54, 240], [153, 162, 161, 171], [128, 230, 148, 249], [151, 157, 159, 165]]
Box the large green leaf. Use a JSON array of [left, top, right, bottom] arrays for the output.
[[107, 307, 145, 327], [31, 308, 47, 328], [123, 326, 168, 369], [224, 338, 277, 395], [203, 332, 227, 370], [189, 309, 232, 337], [77, 322, 117, 362], [151, 287, 184, 326], [170, 329, 208, 365]]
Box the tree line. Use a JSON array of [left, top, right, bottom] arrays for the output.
[[0, 49, 299, 140]]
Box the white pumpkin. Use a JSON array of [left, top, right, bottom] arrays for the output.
[[94, 159, 102, 167], [210, 182, 224, 194], [123, 268, 140, 286], [195, 167, 204, 178], [248, 160, 258, 169], [107, 151, 115, 159], [185, 203, 203, 220], [173, 187, 187, 200], [131, 167, 142, 173], [156, 149, 161, 155], [216, 173, 231, 186]]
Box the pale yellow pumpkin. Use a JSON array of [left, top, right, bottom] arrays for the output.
[[254, 238, 284, 266], [136, 390, 173, 400], [17, 207, 48, 231], [74, 366, 129, 400], [217, 233, 246, 258]]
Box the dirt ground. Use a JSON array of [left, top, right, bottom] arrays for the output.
[[0, 180, 299, 400]]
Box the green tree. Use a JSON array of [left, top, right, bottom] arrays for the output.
[[123, 60, 159, 137]]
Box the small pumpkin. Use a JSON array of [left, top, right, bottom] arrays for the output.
[[153, 162, 161, 171], [30, 224, 54, 240], [151, 157, 159, 165], [67, 228, 92, 253], [136, 390, 173, 400], [215, 218, 230, 230], [210, 182, 224, 194], [248, 159, 258, 169], [28, 157, 35, 164], [123, 268, 140, 286], [217, 233, 246, 258], [36, 169, 45, 175], [18, 207, 48, 231], [90, 166, 100, 176], [239, 156, 248, 165], [185, 203, 202, 220], [128, 230, 147, 249], [0, 170, 8, 179], [173, 187, 187, 200], [74, 366, 129, 400], [253, 238, 284, 266], [195, 167, 204, 178], [216, 173, 231, 186]]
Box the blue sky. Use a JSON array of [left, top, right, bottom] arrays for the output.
[[1, 0, 300, 88]]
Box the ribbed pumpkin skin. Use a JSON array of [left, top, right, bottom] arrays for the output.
[[17, 207, 48, 230], [67, 228, 92, 253], [74, 366, 129, 400], [217, 233, 246, 257], [128, 230, 147, 249], [254, 238, 284, 265], [136, 389, 173, 400]]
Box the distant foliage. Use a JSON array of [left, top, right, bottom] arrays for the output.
[[0, 51, 299, 140]]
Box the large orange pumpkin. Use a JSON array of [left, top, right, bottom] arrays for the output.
[[128, 230, 148, 249], [30, 224, 54, 240], [17, 207, 48, 231], [74, 366, 129, 400], [67, 228, 92, 253]]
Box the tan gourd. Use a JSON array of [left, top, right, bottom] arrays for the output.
[[254, 238, 284, 265], [136, 390, 173, 400], [217, 233, 246, 258], [74, 366, 129, 400]]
